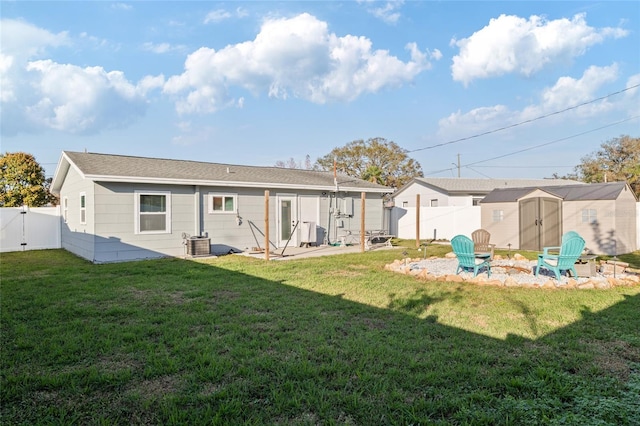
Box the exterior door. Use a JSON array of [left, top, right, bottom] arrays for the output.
[[519, 197, 561, 250], [277, 195, 298, 248]]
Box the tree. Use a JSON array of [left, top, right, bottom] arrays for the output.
[[315, 137, 423, 188], [0, 152, 57, 207], [574, 135, 640, 197], [275, 155, 313, 169]]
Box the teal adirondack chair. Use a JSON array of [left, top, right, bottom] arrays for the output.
[[541, 231, 581, 257], [451, 235, 491, 277], [535, 234, 585, 280]]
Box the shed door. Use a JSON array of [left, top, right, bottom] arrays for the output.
[[519, 197, 561, 251]]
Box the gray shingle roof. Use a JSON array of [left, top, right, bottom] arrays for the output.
[[56, 151, 391, 192], [411, 177, 584, 194], [481, 182, 629, 203]]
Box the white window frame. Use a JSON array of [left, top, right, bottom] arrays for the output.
[[430, 199, 438, 207], [135, 190, 172, 234], [208, 193, 237, 214], [492, 210, 504, 222], [63, 196, 69, 223], [79, 192, 86, 224], [582, 208, 597, 224]]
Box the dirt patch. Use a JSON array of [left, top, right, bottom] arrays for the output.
[[96, 354, 142, 373], [585, 339, 640, 381], [324, 269, 365, 278], [130, 375, 181, 399], [359, 316, 387, 330]]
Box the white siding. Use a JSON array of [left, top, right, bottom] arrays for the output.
[[58, 165, 96, 261], [93, 183, 195, 262], [201, 189, 387, 253]]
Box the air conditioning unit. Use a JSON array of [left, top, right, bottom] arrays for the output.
[[300, 221, 316, 246], [187, 236, 211, 256]]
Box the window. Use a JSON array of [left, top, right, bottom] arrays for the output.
[[135, 191, 171, 234], [472, 198, 482, 206], [492, 210, 504, 222], [209, 193, 237, 214], [430, 199, 438, 207], [582, 209, 597, 224], [402, 201, 409, 208], [63, 197, 68, 223], [79, 192, 86, 224]]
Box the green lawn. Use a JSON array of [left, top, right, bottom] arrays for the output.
[[2, 248, 639, 425]]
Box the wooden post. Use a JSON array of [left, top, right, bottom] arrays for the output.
[[360, 192, 366, 252], [264, 190, 270, 260], [416, 194, 420, 248]]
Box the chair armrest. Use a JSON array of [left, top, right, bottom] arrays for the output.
[[542, 246, 560, 256], [474, 243, 495, 260]]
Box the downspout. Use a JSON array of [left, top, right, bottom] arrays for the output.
[[194, 185, 201, 236], [325, 193, 332, 245]]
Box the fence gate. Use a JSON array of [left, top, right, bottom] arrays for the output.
[[0, 206, 61, 252]]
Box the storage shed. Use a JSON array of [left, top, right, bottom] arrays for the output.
[[480, 182, 637, 255]]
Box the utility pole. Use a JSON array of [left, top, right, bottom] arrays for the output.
[[456, 154, 460, 178]]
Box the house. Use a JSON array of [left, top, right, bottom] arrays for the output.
[[480, 182, 638, 255], [393, 177, 583, 208], [51, 151, 392, 263]]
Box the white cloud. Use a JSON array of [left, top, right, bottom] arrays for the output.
[[438, 64, 627, 137], [164, 13, 437, 114], [358, 0, 404, 24], [0, 19, 160, 136], [138, 74, 166, 95], [451, 13, 629, 86], [0, 19, 70, 60], [204, 9, 232, 24], [203, 7, 248, 24], [534, 64, 619, 116], [624, 73, 640, 117], [111, 3, 132, 11], [22, 60, 149, 134], [141, 42, 186, 54]]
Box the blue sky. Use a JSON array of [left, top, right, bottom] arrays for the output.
[[2, 1, 639, 180]]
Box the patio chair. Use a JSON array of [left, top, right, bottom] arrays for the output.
[[541, 230, 581, 257], [535, 234, 585, 280], [471, 228, 495, 260], [451, 235, 491, 277]]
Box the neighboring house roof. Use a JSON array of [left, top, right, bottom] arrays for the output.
[[481, 182, 634, 203], [51, 151, 392, 194], [393, 177, 584, 198]]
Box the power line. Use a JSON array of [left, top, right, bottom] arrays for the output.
[[465, 116, 639, 167], [410, 84, 639, 153], [424, 115, 640, 176]]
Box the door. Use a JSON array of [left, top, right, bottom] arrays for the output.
[[519, 197, 561, 250], [277, 195, 298, 248]]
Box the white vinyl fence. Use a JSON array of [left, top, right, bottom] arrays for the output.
[[0, 206, 61, 252], [390, 206, 481, 241]]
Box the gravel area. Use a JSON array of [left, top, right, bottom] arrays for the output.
[[407, 258, 594, 286]]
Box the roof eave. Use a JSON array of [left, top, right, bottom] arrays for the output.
[[82, 175, 391, 193]]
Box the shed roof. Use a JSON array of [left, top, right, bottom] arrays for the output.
[[51, 151, 391, 194], [481, 182, 631, 203], [393, 177, 583, 197]]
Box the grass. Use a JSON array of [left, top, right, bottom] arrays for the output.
[[2, 247, 640, 425]]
